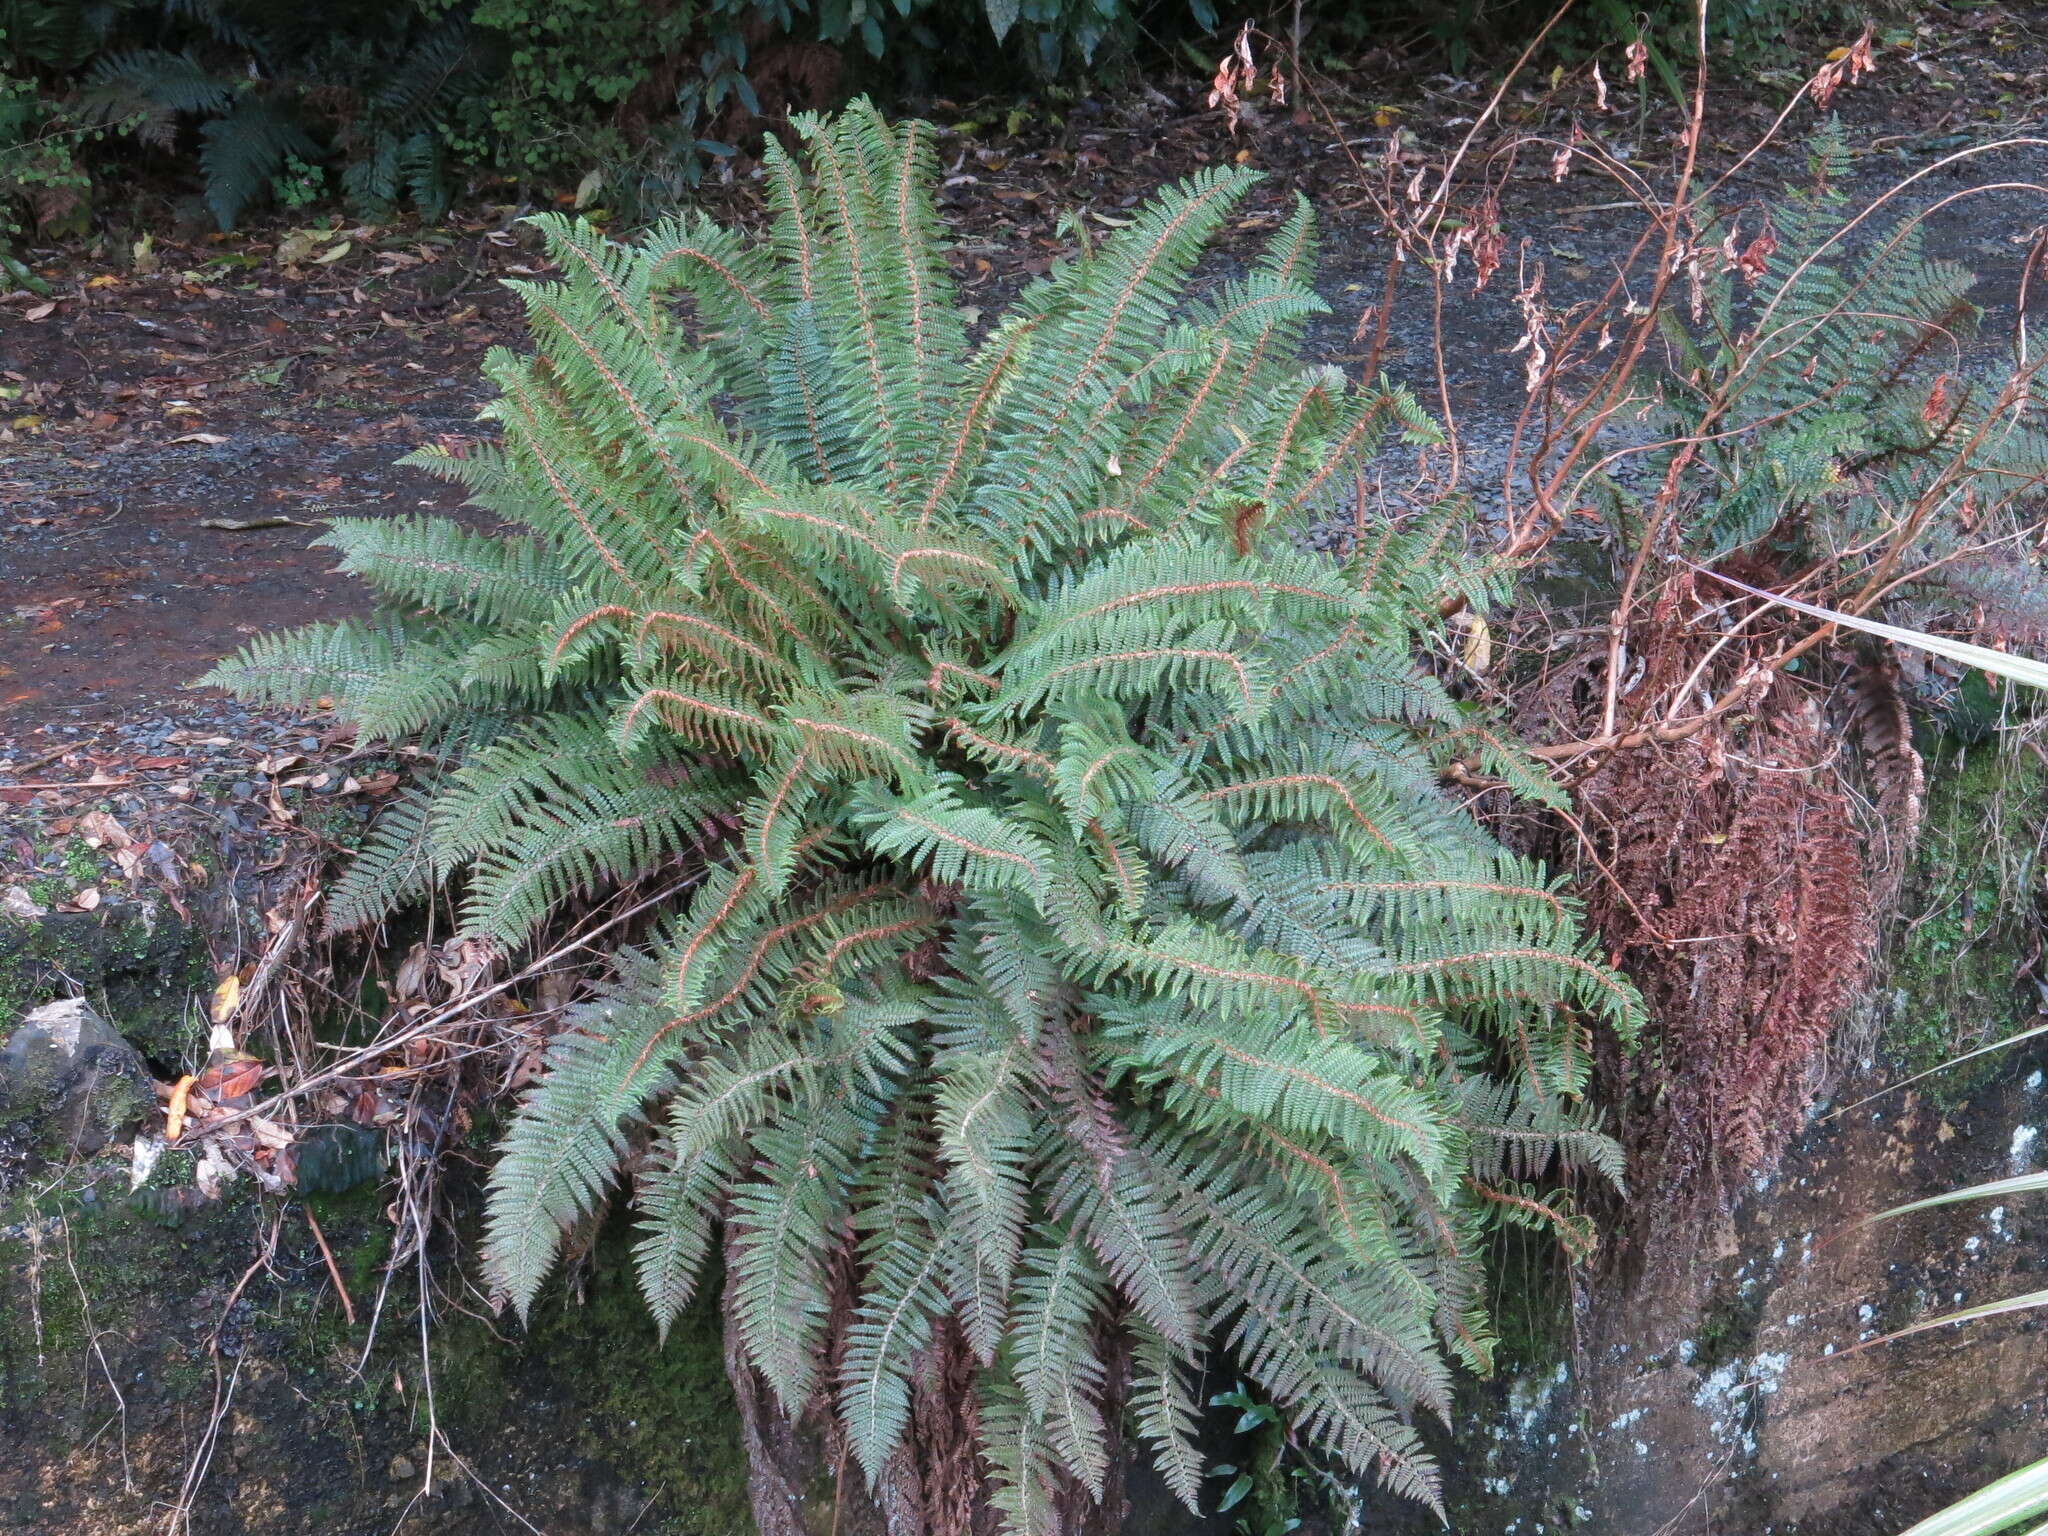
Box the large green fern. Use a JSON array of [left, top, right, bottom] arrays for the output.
[[208, 102, 1639, 1529]]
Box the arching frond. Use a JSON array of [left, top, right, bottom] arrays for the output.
[[208, 101, 1639, 1531]]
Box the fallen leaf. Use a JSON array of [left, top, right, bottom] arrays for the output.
[[22, 302, 55, 321], [312, 239, 353, 264], [210, 973, 241, 1025], [1454, 610, 1493, 674], [204, 1058, 267, 1100], [86, 274, 122, 289], [165, 1074, 197, 1139], [194, 1140, 239, 1199], [77, 809, 134, 849], [2, 886, 47, 918], [276, 229, 323, 266], [197, 516, 317, 531], [129, 1133, 165, 1190], [66, 887, 102, 911]]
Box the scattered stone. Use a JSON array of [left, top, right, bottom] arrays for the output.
[[388, 1454, 418, 1483]]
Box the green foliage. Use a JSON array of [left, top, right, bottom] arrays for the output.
[[1605, 124, 2048, 645], [0, 0, 1226, 238], [1884, 739, 2046, 1099], [1365, 0, 1858, 80], [210, 105, 1638, 1522], [0, 29, 112, 280], [63, 4, 477, 228]]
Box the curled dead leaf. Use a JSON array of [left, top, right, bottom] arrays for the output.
[[165, 1074, 197, 1140], [77, 809, 133, 849]]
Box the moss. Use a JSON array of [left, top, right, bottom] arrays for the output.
[[306, 1183, 392, 1297], [432, 1220, 752, 1533], [59, 839, 98, 885], [0, 1172, 255, 1408], [0, 904, 205, 1062], [1883, 739, 2046, 1105], [1484, 1224, 1576, 1377], [1690, 1276, 1769, 1379]]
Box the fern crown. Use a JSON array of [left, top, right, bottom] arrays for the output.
[[209, 102, 1638, 1526]]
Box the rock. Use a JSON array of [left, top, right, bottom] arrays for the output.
[[0, 901, 204, 1060], [0, 997, 153, 1170], [387, 1454, 417, 1483]]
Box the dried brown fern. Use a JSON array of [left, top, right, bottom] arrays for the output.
[[1523, 583, 1879, 1276], [1842, 648, 1926, 862]]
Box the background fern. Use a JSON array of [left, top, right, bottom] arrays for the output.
[[1621, 123, 2048, 655], [210, 103, 1639, 1531]]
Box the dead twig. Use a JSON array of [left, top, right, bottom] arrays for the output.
[[304, 1206, 358, 1326]]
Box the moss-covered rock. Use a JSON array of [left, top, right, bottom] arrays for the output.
[[0, 1149, 758, 1536], [0, 998, 152, 1178], [0, 902, 207, 1065]]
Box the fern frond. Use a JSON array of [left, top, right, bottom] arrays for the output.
[[325, 781, 439, 936]]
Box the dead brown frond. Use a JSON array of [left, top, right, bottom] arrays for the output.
[[1519, 577, 1877, 1273]]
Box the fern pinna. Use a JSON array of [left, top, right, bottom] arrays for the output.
[[208, 104, 1638, 1530]]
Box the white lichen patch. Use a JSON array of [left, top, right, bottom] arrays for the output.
[[1753, 1351, 1790, 1396], [2008, 1123, 2039, 1174]]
